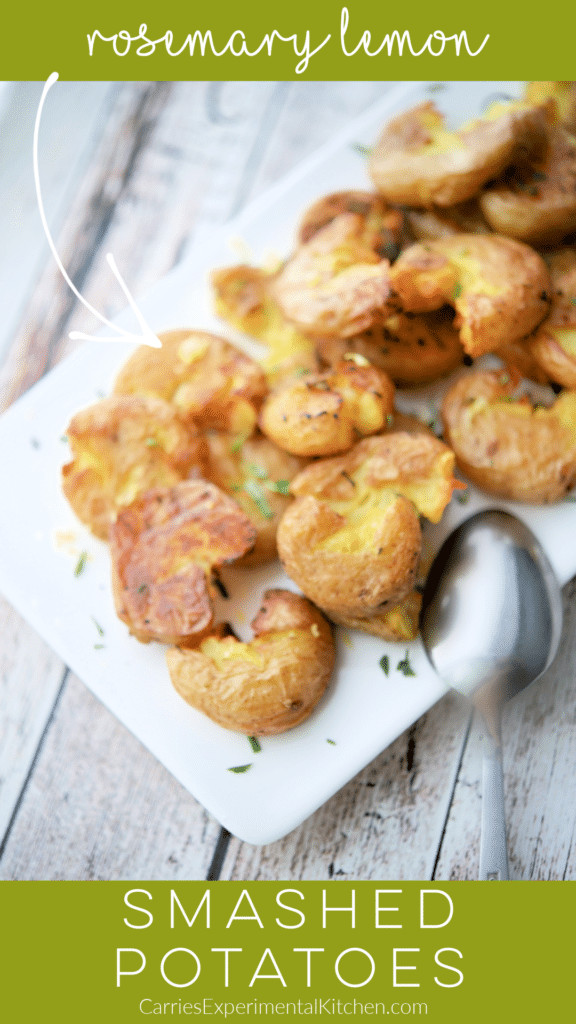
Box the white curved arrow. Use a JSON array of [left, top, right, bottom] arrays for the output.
[[34, 73, 161, 347]]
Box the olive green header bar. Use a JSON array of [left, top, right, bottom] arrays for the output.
[[1, 880, 574, 1022], [1, 0, 572, 80]]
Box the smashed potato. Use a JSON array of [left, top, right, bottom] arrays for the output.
[[166, 589, 335, 735], [62, 395, 204, 540], [211, 263, 320, 385], [390, 234, 551, 358], [273, 213, 393, 339], [368, 99, 548, 208], [480, 126, 576, 245], [442, 369, 576, 502], [277, 432, 458, 619], [298, 189, 405, 261], [527, 248, 576, 388], [260, 360, 395, 457], [114, 329, 267, 436], [203, 432, 307, 564], [316, 308, 463, 387], [328, 590, 422, 643], [110, 481, 256, 645], [405, 199, 490, 241]]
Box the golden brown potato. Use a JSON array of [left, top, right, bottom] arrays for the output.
[[62, 394, 204, 540], [166, 589, 335, 735], [114, 329, 268, 436], [405, 199, 490, 241], [525, 82, 576, 132], [480, 126, 576, 245], [277, 432, 458, 619], [328, 590, 422, 642], [297, 189, 405, 261], [527, 247, 576, 387], [260, 360, 395, 457], [110, 481, 257, 645], [202, 432, 307, 564], [316, 308, 464, 387], [368, 99, 549, 208], [211, 264, 320, 385], [442, 369, 576, 502], [495, 338, 551, 384], [390, 234, 551, 358], [273, 213, 393, 339]]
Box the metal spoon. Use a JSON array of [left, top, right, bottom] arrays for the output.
[[420, 509, 563, 880]]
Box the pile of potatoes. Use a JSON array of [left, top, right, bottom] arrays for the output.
[[62, 82, 576, 738]]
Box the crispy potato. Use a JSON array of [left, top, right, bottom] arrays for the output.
[[62, 395, 204, 540], [525, 82, 576, 132], [202, 432, 307, 564], [316, 308, 464, 387], [390, 234, 551, 358], [110, 480, 257, 645], [368, 99, 549, 208], [328, 590, 422, 642], [442, 369, 576, 502], [260, 360, 395, 457], [527, 247, 576, 387], [405, 199, 491, 241], [480, 126, 576, 245], [496, 338, 551, 384], [211, 264, 320, 385], [273, 213, 393, 339], [166, 589, 335, 735], [298, 189, 405, 261], [277, 432, 458, 619], [114, 329, 267, 436]]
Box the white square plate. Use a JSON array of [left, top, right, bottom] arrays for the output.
[[1, 81, 575, 844]]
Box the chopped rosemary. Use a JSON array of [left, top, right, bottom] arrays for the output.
[[294, 366, 311, 377], [456, 491, 469, 504], [396, 650, 416, 677], [244, 478, 274, 519], [571, 298, 576, 307], [248, 736, 261, 753], [265, 479, 290, 495], [351, 142, 372, 157], [145, 437, 160, 447], [247, 463, 268, 479], [74, 551, 88, 577], [137, 583, 149, 594], [326, 739, 336, 746], [60, 435, 68, 443], [379, 655, 390, 676], [230, 436, 245, 453], [91, 617, 105, 636], [94, 644, 105, 650], [228, 764, 253, 774], [452, 282, 462, 300]]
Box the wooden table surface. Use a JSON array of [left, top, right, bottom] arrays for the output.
[[1, 80, 576, 882]]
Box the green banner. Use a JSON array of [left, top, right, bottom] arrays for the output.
[[1, 881, 572, 1021], [2, 0, 574, 80]]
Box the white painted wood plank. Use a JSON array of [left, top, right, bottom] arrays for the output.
[[220, 694, 471, 880], [0, 673, 222, 880]]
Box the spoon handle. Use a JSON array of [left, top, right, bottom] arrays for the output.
[[479, 729, 509, 881]]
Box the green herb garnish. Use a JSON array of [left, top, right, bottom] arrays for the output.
[[266, 479, 290, 495], [571, 298, 576, 307], [452, 282, 462, 300], [92, 617, 104, 636], [396, 650, 416, 677], [94, 644, 105, 650], [74, 551, 88, 577], [456, 491, 469, 504], [137, 583, 149, 594], [326, 739, 336, 746], [244, 478, 274, 519], [248, 736, 261, 753], [351, 142, 372, 157], [145, 437, 160, 447], [228, 764, 253, 774], [294, 366, 311, 377], [230, 436, 245, 453], [247, 463, 268, 479], [379, 655, 390, 676]]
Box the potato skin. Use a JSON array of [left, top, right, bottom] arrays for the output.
[[480, 127, 576, 246], [527, 247, 576, 388], [260, 361, 395, 457], [203, 432, 307, 565], [114, 329, 267, 435], [316, 308, 463, 388], [166, 589, 335, 735], [369, 100, 548, 207], [442, 369, 576, 502], [297, 189, 405, 261], [273, 213, 393, 339], [62, 394, 204, 540], [277, 432, 457, 619], [110, 480, 256, 645], [390, 234, 551, 358], [326, 590, 422, 642]]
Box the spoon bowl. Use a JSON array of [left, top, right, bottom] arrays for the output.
[[420, 509, 563, 878]]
